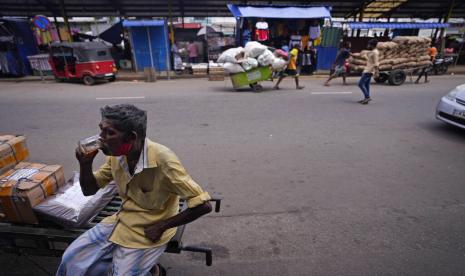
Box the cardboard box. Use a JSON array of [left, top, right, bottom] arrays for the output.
[[0, 162, 65, 224], [0, 135, 29, 176]]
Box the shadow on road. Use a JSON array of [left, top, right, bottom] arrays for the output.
[[418, 120, 465, 141]]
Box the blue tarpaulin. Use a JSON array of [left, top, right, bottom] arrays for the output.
[[122, 20, 165, 27], [348, 22, 450, 29], [227, 4, 331, 19]]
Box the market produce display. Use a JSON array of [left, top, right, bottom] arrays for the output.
[[217, 41, 288, 74], [349, 36, 433, 72]]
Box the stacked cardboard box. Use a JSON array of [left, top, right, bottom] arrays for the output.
[[191, 64, 208, 76], [0, 162, 65, 224], [209, 66, 225, 81], [0, 135, 29, 176]]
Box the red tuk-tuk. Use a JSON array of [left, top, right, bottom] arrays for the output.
[[49, 42, 117, 85]]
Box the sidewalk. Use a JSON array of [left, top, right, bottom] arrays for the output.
[[1, 65, 465, 83]]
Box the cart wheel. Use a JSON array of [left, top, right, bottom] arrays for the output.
[[388, 70, 406, 86], [83, 75, 96, 86], [374, 73, 388, 83], [54, 77, 63, 82], [108, 77, 116, 82], [253, 84, 263, 92]]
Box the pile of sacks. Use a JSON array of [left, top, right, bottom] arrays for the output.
[[349, 36, 433, 72], [217, 41, 288, 74]]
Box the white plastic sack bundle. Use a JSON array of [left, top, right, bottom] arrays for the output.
[[257, 49, 275, 66], [217, 47, 244, 63], [244, 41, 267, 58], [272, 58, 287, 71], [33, 172, 118, 227], [241, 57, 259, 71], [223, 62, 245, 74]]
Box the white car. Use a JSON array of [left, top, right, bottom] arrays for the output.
[[436, 84, 465, 130]]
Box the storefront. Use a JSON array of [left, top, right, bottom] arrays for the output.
[[227, 4, 339, 71]]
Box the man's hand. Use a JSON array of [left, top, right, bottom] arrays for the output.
[[75, 145, 98, 165], [144, 221, 167, 243]]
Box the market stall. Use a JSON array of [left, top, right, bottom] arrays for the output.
[[227, 4, 337, 71]]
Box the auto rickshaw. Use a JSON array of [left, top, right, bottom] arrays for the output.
[[49, 42, 117, 85]]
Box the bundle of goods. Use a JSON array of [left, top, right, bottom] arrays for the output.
[[208, 62, 225, 81], [34, 172, 117, 228], [0, 162, 66, 224], [191, 63, 209, 76], [349, 37, 433, 72], [217, 41, 288, 74], [0, 134, 30, 175]]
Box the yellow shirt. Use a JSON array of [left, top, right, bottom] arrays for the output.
[[93, 138, 211, 249], [287, 48, 298, 70]]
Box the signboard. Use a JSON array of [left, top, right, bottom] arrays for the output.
[[33, 15, 51, 31]]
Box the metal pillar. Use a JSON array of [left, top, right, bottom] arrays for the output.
[[439, 0, 455, 53], [59, 0, 72, 42]]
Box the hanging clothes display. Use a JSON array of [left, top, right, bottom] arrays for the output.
[[289, 34, 302, 49], [309, 25, 321, 40], [255, 21, 269, 41], [242, 29, 251, 46]]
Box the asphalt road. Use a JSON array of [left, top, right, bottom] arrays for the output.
[[1, 75, 465, 276]]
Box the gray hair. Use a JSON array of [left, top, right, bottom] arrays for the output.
[[100, 104, 147, 139]]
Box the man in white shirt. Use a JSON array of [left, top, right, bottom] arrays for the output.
[[358, 39, 379, 105]]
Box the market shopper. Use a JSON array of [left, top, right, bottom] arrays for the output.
[[357, 39, 379, 105], [56, 104, 212, 276], [187, 40, 199, 64], [325, 41, 351, 86], [415, 44, 437, 84], [274, 44, 304, 90]]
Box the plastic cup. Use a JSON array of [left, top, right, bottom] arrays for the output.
[[78, 134, 101, 155]]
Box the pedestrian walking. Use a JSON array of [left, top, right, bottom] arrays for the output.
[[274, 44, 304, 90], [358, 39, 379, 104], [187, 40, 199, 64], [325, 41, 352, 86], [415, 44, 437, 84]]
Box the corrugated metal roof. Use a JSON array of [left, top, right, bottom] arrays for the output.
[[348, 22, 451, 29], [0, 0, 464, 19]]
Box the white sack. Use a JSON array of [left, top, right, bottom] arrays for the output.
[[34, 172, 118, 228], [223, 62, 245, 74], [240, 57, 259, 71], [217, 47, 244, 63], [257, 49, 275, 66], [272, 58, 287, 71], [244, 41, 267, 58]]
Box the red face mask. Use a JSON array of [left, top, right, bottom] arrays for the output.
[[113, 142, 133, 156]]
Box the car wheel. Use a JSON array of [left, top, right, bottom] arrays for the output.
[[83, 75, 96, 86], [388, 70, 406, 86]]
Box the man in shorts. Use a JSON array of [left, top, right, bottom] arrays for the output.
[[274, 44, 304, 90], [324, 41, 351, 86]]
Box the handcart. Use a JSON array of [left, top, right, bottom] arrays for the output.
[[0, 195, 222, 275], [230, 66, 273, 92], [374, 66, 430, 86]]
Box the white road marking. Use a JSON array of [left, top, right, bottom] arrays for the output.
[[311, 92, 353, 95], [96, 96, 146, 100]]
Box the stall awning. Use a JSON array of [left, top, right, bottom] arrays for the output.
[[348, 22, 450, 30], [227, 4, 331, 19], [122, 20, 165, 27]]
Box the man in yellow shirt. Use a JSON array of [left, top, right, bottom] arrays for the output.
[[274, 44, 304, 90], [57, 104, 212, 276]]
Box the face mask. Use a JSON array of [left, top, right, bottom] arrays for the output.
[[113, 142, 133, 156]]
